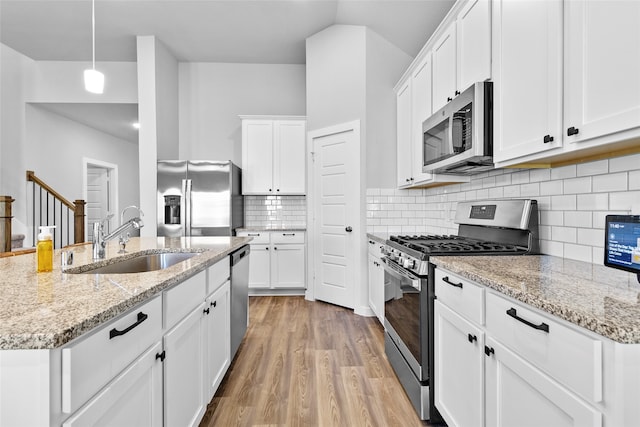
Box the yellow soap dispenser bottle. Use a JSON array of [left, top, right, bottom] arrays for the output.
[[37, 225, 56, 272]]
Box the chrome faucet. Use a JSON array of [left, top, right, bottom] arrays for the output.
[[92, 207, 144, 260]]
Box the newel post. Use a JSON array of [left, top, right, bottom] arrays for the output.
[[74, 199, 86, 244], [0, 196, 15, 252]]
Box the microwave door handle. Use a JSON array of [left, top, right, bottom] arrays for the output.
[[447, 116, 455, 155]]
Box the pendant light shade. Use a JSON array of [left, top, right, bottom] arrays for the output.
[[84, 0, 104, 94], [84, 69, 104, 94]]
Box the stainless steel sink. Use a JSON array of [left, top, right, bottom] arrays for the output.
[[69, 252, 200, 274]]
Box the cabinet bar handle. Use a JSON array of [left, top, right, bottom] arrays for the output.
[[283, 233, 296, 236], [506, 308, 549, 333], [567, 126, 579, 136], [248, 233, 260, 236], [203, 307, 210, 315], [211, 301, 217, 307], [484, 346, 494, 357], [155, 350, 166, 362], [109, 312, 148, 339], [442, 276, 463, 288], [447, 96, 453, 102], [543, 134, 554, 143], [467, 334, 477, 343]]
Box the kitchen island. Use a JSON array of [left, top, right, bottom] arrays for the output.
[[430, 254, 640, 427], [0, 236, 250, 427]]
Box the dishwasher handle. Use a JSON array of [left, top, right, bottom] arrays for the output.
[[231, 245, 250, 266]]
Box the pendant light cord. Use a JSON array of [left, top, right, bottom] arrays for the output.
[[91, 0, 96, 70]]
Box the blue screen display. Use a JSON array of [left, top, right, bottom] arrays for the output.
[[605, 216, 640, 273]]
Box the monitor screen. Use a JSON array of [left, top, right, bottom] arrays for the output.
[[604, 215, 640, 275]]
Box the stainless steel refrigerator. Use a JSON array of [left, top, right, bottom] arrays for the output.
[[157, 160, 243, 237]]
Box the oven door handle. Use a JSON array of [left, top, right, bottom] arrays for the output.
[[382, 257, 421, 291]]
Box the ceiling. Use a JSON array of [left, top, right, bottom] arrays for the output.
[[1, 0, 455, 142]]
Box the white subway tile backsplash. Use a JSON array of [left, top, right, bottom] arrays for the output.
[[630, 170, 640, 190], [610, 153, 640, 172], [552, 226, 577, 243], [592, 172, 627, 193], [564, 211, 592, 228], [577, 193, 608, 211], [551, 195, 577, 210], [563, 177, 591, 194], [563, 243, 593, 263], [366, 153, 639, 265], [577, 159, 608, 177], [244, 195, 306, 228], [551, 164, 576, 180]]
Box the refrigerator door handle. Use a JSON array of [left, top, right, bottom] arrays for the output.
[[182, 179, 191, 237]]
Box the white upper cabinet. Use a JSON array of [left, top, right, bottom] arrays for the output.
[[564, 0, 640, 146], [432, 24, 458, 112], [493, 0, 640, 167], [433, 0, 492, 112], [241, 116, 306, 195], [492, 0, 563, 164], [396, 79, 414, 187], [411, 56, 435, 184], [457, 0, 492, 92]]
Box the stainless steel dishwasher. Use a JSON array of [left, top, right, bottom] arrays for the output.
[[230, 244, 249, 359]]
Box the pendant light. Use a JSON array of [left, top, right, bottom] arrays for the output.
[[84, 0, 104, 94]]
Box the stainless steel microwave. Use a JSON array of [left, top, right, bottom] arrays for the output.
[[422, 81, 493, 175]]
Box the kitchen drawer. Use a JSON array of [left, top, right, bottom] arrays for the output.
[[237, 230, 270, 245], [164, 270, 207, 329], [207, 257, 230, 294], [271, 231, 305, 244], [434, 268, 484, 325], [61, 296, 162, 414], [367, 238, 384, 258], [485, 291, 602, 403]]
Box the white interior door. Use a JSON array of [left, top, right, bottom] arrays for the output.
[[87, 166, 111, 240], [310, 122, 360, 309]]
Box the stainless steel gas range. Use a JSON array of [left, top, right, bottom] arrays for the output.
[[382, 199, 539, 422]]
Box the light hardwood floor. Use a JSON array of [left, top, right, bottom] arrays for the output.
[[200, 296, 434, 427]]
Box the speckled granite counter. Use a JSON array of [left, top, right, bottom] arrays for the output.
[[366, 232, 388, 245], [430, 255, 640, 344], [0, 236, 250, 350]]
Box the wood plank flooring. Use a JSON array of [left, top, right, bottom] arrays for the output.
[[200, 296, 433, 427]]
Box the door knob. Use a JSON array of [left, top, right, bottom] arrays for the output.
[[345, 226, 353, 232]]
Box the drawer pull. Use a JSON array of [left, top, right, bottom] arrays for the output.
[[443, 276, 463, 288], [203, 307, 210, 315], [211, 300, 217, 307], [506, 308, 550, 333], [109, 312, 148, 339], [467, 334, 477, 343], [484, 346, 495, 357], [283, 233, 296, 236], [248, 233, 260, 236], [155, 350, 166, 362]]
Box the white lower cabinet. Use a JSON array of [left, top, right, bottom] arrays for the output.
[[237, 230, 306, 291], [62, 342, 163, 427], [434, 301, 484, 427], [485, 337, 601, 427], [434, 267, 603, 427], [204, 281, 231, 400], [367, 239, 384, 324], [163, 301, 207, 427]]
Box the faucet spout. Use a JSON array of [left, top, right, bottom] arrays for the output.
[[92, 209, 145, 260]]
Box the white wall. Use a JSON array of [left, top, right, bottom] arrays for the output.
[[305, 25, 367, 134], [25, 105, 139, 242], [178, 62, 306, 164], [365, 30, 412, 188], [0, 44, 33, 233]]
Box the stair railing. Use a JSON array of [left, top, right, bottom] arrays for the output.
[[26, 170, 86, 249]]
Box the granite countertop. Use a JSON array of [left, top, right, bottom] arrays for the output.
[[366, 232, 389, 245], [0, 236, 251, 350], [430, 255, 640, 344]]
